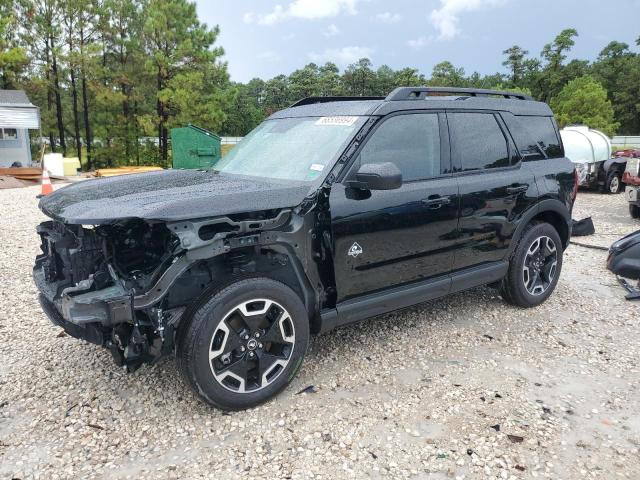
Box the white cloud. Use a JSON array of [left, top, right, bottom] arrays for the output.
[[374, 12, 402, 23], [242, 12, 256, 24], [245, 0, 360, 26], [308, 46, 374, 66], [324, 24, 340, 37], [430, 0, 506, 40], [407, 36, 431, 49]]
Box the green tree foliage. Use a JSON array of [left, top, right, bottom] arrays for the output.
[[502, 45, 528, 86], [429, 61, 467, 87], [550, 76, 619, 136], [593, 41, 640, 135], [141, 0, 230, 162], [536, 29, 579, 102], [0, 0, 28, 88]]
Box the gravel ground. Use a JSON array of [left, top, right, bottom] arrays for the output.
[[1, 185, 639, 480]]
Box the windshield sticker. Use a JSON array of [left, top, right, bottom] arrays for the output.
[[315, 116, 359, 126], [309, 164, 325, 172]]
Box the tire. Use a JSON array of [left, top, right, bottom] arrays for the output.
[[606, 170, 622, 194], [630, 204, 640, 219], [177, 277, 309, 410], [500, 222, 563, 308]]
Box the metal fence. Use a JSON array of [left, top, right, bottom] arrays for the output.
[[612, 136, 640, 149]]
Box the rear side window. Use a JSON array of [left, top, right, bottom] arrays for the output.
[[356, 113, 441, 181], [448, 113, 510, 171], [503, 114, 563, 160]]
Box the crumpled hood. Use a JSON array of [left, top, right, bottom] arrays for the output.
[[39, 169, 312, 224]]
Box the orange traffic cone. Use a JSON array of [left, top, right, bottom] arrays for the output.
[[39, 169, 53, 197]]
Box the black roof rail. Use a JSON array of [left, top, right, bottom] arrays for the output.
[[290, 96, 385, 108], [386, 87, 534, 101]]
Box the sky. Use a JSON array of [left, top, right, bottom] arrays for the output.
[[195, 0, 640, 83]]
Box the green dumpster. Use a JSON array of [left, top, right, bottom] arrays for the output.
[[171, 124, 221, 169]]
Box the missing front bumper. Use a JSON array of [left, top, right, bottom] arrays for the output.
[[33, 265, 135, 327], [38, 294, 107, 346]]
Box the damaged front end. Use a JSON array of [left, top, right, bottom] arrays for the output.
[[34, 219, 184, 370], [33, 205, 314, 372]]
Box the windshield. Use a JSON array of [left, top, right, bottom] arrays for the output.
[[216, 116, 366, 182]]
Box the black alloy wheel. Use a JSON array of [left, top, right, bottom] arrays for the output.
[[208, 298, 296, 393], [522, 235, 558, 296]]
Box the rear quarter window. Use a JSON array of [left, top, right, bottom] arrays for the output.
[[502, 114, 563, 160]]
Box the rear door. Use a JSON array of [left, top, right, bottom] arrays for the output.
[[329, 112, 459, 302], [447, 111, 538, 271]]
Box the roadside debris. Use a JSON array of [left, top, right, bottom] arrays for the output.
[[571, 217, 595, 236], [507, 434, 525, 443], [65, 403, 78, 418], [296, 385, 318, 395]]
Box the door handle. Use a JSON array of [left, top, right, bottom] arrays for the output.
[[506, 185, 528, 194], [422, 195, 451, 209]]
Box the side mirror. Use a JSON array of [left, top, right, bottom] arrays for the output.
[[349, 162, 402, 191]]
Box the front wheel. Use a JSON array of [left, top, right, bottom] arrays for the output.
[[630, 204, 640, 219], [177, 277, 309, 410], [500, 223, 563, 308]]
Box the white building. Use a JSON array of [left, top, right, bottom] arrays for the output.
[[0, 90, 41, 167]]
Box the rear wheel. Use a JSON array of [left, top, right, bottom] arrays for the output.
[[630, 204, 640, 219], [177, 277, 309, 410], [606, 170, 622, 194], [500, 223, 563, 308]]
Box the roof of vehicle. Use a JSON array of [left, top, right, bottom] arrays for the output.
[[269, 86, 553, 119]]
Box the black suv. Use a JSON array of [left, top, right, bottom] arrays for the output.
[[33, 87, 577, 410]]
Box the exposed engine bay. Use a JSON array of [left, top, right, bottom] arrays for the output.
[[35, 219, 184, 370]]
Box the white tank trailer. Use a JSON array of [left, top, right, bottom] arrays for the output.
[[560, 126, 625, 194]]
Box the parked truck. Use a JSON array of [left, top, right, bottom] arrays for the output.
[[560, 126, 625, 193]]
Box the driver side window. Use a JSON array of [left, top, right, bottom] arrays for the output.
[[354, 113, 441, 182]]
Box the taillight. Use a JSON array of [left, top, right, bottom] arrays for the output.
[[571, 168, 579, 202]]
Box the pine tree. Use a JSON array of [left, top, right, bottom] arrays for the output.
[[142, 0, 231, 163]]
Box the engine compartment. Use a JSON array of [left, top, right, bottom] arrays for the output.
[[36, 219, 179, 298]]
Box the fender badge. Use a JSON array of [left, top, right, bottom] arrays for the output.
[[348, 242, 363, 258]]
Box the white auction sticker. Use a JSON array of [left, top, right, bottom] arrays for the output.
[[309, 164, 325, 172], [315, 116, 359, 126]]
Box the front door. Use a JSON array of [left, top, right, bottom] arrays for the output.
[[329, 112, 459, 303]]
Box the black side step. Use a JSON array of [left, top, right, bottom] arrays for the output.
[[319, 261, 508, 333]]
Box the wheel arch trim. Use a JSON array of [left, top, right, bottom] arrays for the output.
[[507, 200, 572, 256]]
